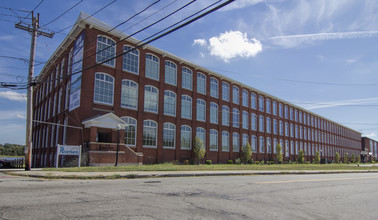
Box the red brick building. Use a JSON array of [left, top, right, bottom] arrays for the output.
[[32, 13, 362, 167], [361, 137, 378, 162]]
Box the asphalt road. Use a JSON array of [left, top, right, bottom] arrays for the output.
[[1, 171, 378, 219]]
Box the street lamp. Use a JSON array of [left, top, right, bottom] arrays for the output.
[[115, 124, 121, 166]]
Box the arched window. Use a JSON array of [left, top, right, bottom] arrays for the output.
[[122, 117, 137, 146], [196, 127, 206, 147], [143, 120, 157, 147], [232, 86, 239, 104], [121, 80, 138, 109], [232, 108, 239, 128], [242, 111, 248, 129], [96, 36, 116, 67], [222, 82, 229, 101], [163, 123, 175, 148], [222, 131, 229, 152], [210, 77, 218, 98], [181, 125, 192, 149], [182, 67, 193, 90], [123, 45, 139, 74], [196, 99, 206, 121], [233, 133, 240, 152], [163, 90, 176, 116], [209, 129, 218, 151], [222, 105, 229, 126], [165, 61, 177, 85], [144, 85, 158, 113], [242, 89, 248, 107], [210, 102, 218, 124], [251, 113, 257, 131], [197, 73, 206, 94], [94, 73, 114, 105], [259, 96, 264, 112], [145, 54, 159, 80], [181, 95, 192, 119]]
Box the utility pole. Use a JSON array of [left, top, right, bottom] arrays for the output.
[[15, 12, 54, 170]]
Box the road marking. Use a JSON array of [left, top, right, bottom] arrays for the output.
[[255, 176, 378, 184]]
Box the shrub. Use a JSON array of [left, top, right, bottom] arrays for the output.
[[193, 137, 206, 164], [288, 160, 293, 164], [305, 161, 310, 164], [205, 160, 212, 165], [255, 161, 260, 165], [235, 158, 242, 165], [241, 142, 252, 164], [260, 160, 265, 165], [351, 153, 356, 163], [227, 160, 233, 164], [298, 150, 305, 164], [356, 155, 361, 163], [184, 160, 189, 165], [335, 152, 340, 164], [247, 158, 253, 164], [172, 160, 179, 165], [275, 144, 283, 164], [343, 152, 349, 163], [314, 151, 320, 164]]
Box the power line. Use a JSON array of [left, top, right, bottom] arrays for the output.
[[20, 0, 44, 23], [0, 7, 30, 13], [41, 0, 83, 27], [0, 13, 30, 19], [0, 55, 46, 65], [54, 0, 117, 34]]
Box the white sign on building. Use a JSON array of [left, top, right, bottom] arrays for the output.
[[56, 145, 82, 168]]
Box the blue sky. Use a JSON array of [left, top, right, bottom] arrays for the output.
[[1, 0, 378, 145]]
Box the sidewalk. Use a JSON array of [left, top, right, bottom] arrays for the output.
[[5, 169, 378, 179]]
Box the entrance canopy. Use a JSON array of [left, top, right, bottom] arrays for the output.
[[82, 113, 128, 129]]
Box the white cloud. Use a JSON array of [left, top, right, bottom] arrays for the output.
[[0, 91, 27, 102], [0, 122, 25, 145], [202, 31, 262, 62], [0, 110, 26, 120], [269, 31, 378, 48], [222, 0, 265, 11], [193, 38, 207, 47], [0, 35, 14, 41], [296, 97, 378, 110], [363, 132, 376, 139]]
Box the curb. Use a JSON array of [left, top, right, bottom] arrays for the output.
[[6, 169, 378, 180]]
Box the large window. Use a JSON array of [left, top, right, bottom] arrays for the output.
[[284, 105, 289, 119], [144, 85, 158, 113], [165, 61, 177, 85], [210, 102, 218, 124], [266, 98, 271, 114], [232, 133, 239, 152], [196, 127, 206, 147], [267, 137, 272, 154], [197, 73, 206, 94], [232, 108, 239, 128], [242, 111, 248, 129], [279, 103, 283, 117], [210, 78, 219, 98], [266, 117, 271, 133], [259, 96, 264, 112], [251, 113, 257, 131], [182, 67, 193, 90], [181, 125, 192, 149], [232, 86, 239, 104], [163, 123, 175, 148], [242, 134, 248, 147], [222, 105, 229, 126], [259, 136, 265, 154], [285, 122, 289, 136], [181, 95, 192, 119], [143, 120, 157, 147], [123, 46, 139, 74], [290, 123, 294, 137], [222, 82, 229, 101], [121, 80, 138, 109], [251, 93, 257, 109], [122, 117, 136, 146], [251, 135, 257, 152], [273, 119, 278, 135], [209, 129, 218, 151], [222, 131, 229, 152], [196, 99, 206, 121], [164, 90, 176, 116], [259, 115, 264, 132], [94, 73, 114, 105], [145, 54, 159, 80], [96, 36, 116, 66], [242, 89, 248, 107], [272, 101, 277, 115]]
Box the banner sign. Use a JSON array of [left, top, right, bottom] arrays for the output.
[[56, 144, 82, 168], [69, 32, 84, 111]]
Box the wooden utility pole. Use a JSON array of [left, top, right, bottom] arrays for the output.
[[15, 12, 54, 170]]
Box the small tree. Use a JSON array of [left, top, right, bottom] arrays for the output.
[[335, 152, 340, 164], [343, 152, 349, 163], [241, 142, 252, 164], [314, 151, 320, 164], [351, 153, 356, 163], [356, 154, 361, 163], [275, 144, 283, 164], [193, 137, 206, 164], [298, 150, 305, 164]]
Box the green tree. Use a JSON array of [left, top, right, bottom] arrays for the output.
[[192, 137, 206, 164], [314, 151, 320, 164], [241, 142, 252, 164], [356, 154, 361, 163], [351, 153, 356, 163], [275, 143, 283, 164], [343, 153, 349, 163], [335, 152, 340, 163], [298, 150, 305, 164]]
